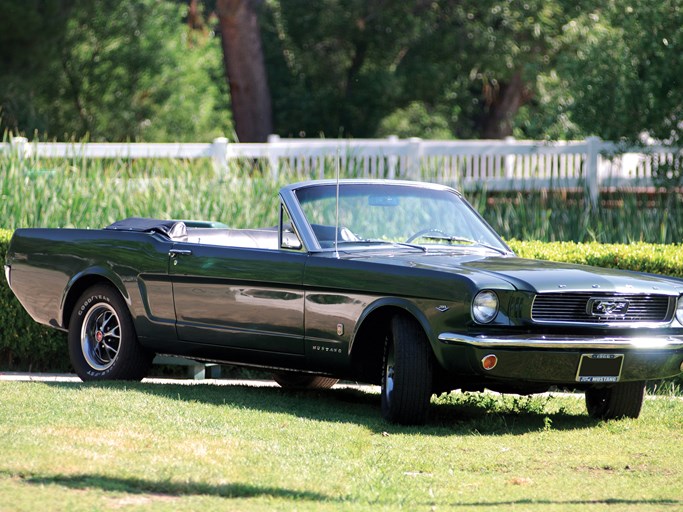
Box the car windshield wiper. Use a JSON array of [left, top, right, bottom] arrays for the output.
[[421, 235, 508, 255], [338, 239, 427, 252]]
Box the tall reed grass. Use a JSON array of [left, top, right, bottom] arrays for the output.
[[1, 149, 682, 243], [0, 153, 287, 230], [467, 189, 683, 243]]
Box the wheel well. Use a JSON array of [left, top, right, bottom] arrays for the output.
[[349, 306, 422, 385], [62, 275, 120, 330]]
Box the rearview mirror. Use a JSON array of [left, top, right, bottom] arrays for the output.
[[368, 195, 399, 207]]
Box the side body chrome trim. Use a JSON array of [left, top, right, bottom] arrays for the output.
[[438, 332, 683, 350]]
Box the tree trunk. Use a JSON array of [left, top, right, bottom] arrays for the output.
[[480, 72, 531, 139], [216, 0, 272, 142]]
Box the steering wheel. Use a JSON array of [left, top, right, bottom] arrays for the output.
[[405, 228, 447, 243]]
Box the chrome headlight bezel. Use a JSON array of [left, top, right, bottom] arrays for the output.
[[472, 290, 499, 324], [676, 295, 683, 324]]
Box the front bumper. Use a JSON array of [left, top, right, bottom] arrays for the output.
[[437, 332, 683, 384], [438, 332, 683, 350]]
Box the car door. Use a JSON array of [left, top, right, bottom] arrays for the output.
[[169, 242, 306, 354]]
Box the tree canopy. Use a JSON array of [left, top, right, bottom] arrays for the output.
[[1, 0, 680, 143], [0, 0, 231, 141]]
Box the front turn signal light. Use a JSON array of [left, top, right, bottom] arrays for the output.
[[482, 354, 498, 371]]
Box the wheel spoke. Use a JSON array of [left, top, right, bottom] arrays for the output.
[[103, 328, 120, 340], [99, 311, 114, 331], [101, 342, 119, 360]]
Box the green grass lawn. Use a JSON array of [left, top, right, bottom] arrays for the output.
[[0, 381, 681, 511]]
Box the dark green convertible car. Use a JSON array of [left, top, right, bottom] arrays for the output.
[[5, 180, 683, 424]]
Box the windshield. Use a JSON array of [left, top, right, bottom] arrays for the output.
[[294, 182, 509, 252]]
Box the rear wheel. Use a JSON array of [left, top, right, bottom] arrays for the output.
[[585, 381, 646, 420], [68, 284, 153, 381], [381, 315, 433, 425], [272, 371, 339, 389]]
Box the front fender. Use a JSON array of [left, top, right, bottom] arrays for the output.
[[351, 296, 436, 353]]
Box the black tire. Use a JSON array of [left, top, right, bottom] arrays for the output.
[[585, 381, 646, 420], [272, 371, 339, 389], [68, 284, 153, 381], [381, 315, 433, 425]]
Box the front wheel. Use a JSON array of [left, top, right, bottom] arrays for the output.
[[585, 381, 646, 420], [381, 315, 433, 425], [68, 284, 153, 381]]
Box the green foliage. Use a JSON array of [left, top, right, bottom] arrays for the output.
[[466, 189, 683, 244], [2, 147, 683, 242], [262, 0, 417, 137], [555, 0, 683, 143], [3, 0, 682, 142], [375, 102, 454, 140], [0, 151, 284, 231], [263, 0, 582, 139], [0, 0, 232, 142]]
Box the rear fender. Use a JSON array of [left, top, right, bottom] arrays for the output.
[[60, 267, 129, 329]]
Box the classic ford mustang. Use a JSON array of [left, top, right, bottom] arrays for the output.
[[5, 180, 683, 424]]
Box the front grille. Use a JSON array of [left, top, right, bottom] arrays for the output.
[[531, 293, 674, 324]]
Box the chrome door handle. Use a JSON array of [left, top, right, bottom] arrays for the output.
[[169, 249, 192, 257]]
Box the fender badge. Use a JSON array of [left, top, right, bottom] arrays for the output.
[[337, 323, 344, 336], [436, 305, 450, 312]]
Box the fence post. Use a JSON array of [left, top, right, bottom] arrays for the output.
[[585, 136, 601, 207], [212, 137, 228, 176], [407, 137, 422, 180], [11, 136, 30, 161], [504, 136, 516, 180], [387, 135, 399, 179], [267, 134, 281, 180]]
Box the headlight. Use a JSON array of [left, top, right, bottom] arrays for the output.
[[472, 290, 499, 324], [676, 296, 683, 324]]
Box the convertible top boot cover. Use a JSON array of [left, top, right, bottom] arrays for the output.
[[105, 218, 187, 240]]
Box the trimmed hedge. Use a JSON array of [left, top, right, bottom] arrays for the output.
[[508, 240, 683, 278], [2, 231, 682, 386]]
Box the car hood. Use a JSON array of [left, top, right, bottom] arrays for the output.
[[347, 249, 683, 295]]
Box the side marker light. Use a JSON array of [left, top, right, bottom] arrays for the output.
[[482, 354, 498, 371]]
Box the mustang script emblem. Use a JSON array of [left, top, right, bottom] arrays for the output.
[[587, 298, 630, 317]]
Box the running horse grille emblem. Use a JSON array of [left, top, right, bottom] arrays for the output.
[[586, 298, 630, 317]]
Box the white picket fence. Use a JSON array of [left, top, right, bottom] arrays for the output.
[[2, 135, 679, 203]]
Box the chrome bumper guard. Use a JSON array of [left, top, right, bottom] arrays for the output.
[[3, 265, 10, 289], [438, 332, 683, 350]]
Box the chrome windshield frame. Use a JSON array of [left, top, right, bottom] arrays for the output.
[[280, 179, 513, 255]]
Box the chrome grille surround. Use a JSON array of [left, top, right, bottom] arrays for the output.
[[531, 293, 675, 325]]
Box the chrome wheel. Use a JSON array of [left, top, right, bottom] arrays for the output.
[[80, 303, 121, 371]]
